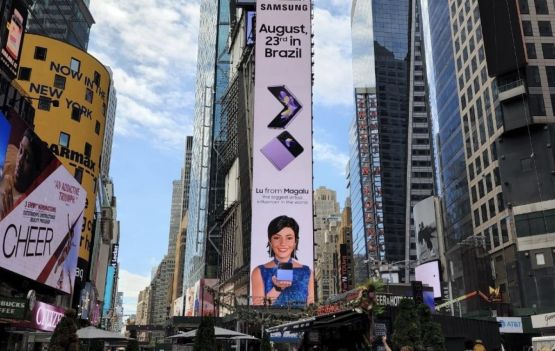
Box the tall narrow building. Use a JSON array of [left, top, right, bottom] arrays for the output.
[[313, 187, 341, 301], [427, 0, 490, 313], [349, 0, 434, 284], [183, 0, 230, 301]]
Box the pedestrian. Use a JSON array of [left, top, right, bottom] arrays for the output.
[[473, 339, 486, 351]]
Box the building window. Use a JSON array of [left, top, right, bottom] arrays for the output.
[[71, 106, 81, 121], [527, 43, 537, 59], [95, 121, 101, 135], [481, 204, 488, 223], [529, 94, 546, 115], [59, 132, 70, 147], [527, 66, 542, 86], [546, 66, 555, 86], [534, 0, 549, 14], [542, 43, 555, 59], [474, 209, 481, 227], [519, 0, 530, 13], [18, 67, 31, 81], [85, 88, 93, 103], [54, 74, 66, 89], [74, 167, 84, 184], [70, 58, 81, 72], [522, 21, 533, 36], [34, 46, 47, 60], [536, 253, 546, 265], [538, 21, 552, 36], [497, 193, 505, 212], [84, 143, 92, 158], [38, 96, 52, 111]]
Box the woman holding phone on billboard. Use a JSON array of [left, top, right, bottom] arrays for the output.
[[251, 215, 314, 306]]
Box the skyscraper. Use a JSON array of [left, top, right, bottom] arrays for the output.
[[26, 0, 94, 50], [442, 0, 555, 310], [350, 0, 434, 284], [427, 0, 489, 313], [183, 0, 230, 295], [313, 187, 341, 301]]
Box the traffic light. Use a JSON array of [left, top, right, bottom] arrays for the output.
[[412, 281, 423, 304]]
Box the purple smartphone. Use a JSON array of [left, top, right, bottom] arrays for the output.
[[260, 131, 304, 171]]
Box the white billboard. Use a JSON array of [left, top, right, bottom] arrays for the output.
[[0, 111, 86, 294], [413, 196, 439, 262], [250, 0, 313, 307], [415, 260, 441, 298]]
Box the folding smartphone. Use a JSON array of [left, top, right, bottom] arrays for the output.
[[267, 85, 303, 129], [260, 131, 304, 171], [276, 262, 293, 281]]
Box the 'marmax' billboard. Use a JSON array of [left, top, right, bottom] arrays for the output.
[[250, 0, 313, 307], [0, 111, 86, 294]]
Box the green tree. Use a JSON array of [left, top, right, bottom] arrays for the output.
[[260, 331, 272, 351], [193, 317, 216, 351], [417, 304, 445, 351], [392, 299, 423, 351], [48, 309, 79, 351], [126, 330, 140, 351]]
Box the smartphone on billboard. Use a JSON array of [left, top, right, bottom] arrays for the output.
[[5, 9, 24, 60], [267, 85, 302, 129], [276, 262, 293, 282], [260, 131, 304, 171]]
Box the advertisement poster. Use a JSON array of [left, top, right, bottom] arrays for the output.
[[192, 278, 218, 316], [413, 196, 439, 262], [0, 0, 28, 79], [0, 111, 86, 294], [250, 0, 313, 307]]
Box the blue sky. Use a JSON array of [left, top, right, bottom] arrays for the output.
[[87, 0, 354, 315]]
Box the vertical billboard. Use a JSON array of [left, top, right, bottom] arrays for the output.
[[0, 0, 28, 79], [0, 111, 86, 294], [250, 0, 313, 307], [413, 196, 439, 262]]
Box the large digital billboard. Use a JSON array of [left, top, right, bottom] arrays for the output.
[[250, 0, 313, 307], [0, 111, 86, 294], [413, 196, 439, 262], [0, 0, 28, 79], [415, 260, 441, 299], [15, 34, 111, 288]]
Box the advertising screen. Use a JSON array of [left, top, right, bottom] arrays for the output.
[[0, 111, 86, 294], [0, 0, 28, 79], [250, 0, 313, 307], [415, 260, 442, 298], [413, 196, 439, 262]]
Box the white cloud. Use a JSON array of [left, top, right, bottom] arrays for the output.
[[118, 269, 150, 299], [313, 7, 353, 107], [118, 269, 151, 316], [88, 0, 200, 149], [313, 140, 349, 174]]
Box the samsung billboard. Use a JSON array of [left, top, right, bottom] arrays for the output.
[[250, 0, 313, 307], [0, 111, 86, 294]]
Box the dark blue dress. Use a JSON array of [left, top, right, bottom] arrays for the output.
[[258, 264, 311, 306]]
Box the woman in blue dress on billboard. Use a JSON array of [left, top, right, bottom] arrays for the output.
[[251, 215, 314, 306]]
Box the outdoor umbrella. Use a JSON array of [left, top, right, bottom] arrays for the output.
[[76, 326, 129, 340], [168, 326, 256, 340]]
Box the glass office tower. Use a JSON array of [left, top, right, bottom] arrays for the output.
[[350, 0, 434, 283], [27, 0, 94, 50], [183, 0, 230, 292]]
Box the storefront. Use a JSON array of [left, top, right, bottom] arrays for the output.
[[0, 299, 65, 351]]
